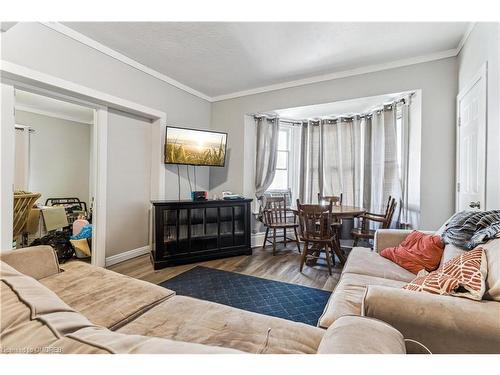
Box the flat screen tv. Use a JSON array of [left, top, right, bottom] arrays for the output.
[[165, 126, 228, 167]]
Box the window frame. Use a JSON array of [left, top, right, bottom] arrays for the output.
[[267, 126, 292, 192]]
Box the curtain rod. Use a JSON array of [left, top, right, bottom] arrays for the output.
[[15, 125, 35, 133], [252, 92, 415, 125]]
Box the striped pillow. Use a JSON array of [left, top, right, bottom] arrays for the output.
[[403, 247, 488, 300]]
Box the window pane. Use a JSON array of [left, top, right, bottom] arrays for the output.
[[276, 151, 288, 169], [278, 129, 288, 150], [268, 169, 288, 190]]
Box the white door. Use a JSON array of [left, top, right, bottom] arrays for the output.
[[456, 64, 487, 211]]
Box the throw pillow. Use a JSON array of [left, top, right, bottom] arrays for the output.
[[403, 247, 488, 300], [380, 230, 444, 274]]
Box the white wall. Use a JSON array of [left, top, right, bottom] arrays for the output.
[[211, 58, 458, 230], [2, 22, 213, 258], [458, 23, 500, 210], [106, 110, 151, 257], [15, 110, 91, 205], [1, 22, 212, 201]]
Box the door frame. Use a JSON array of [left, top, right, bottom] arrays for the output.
[[0, 61, 167, 267], [455, 62, 488, 211]]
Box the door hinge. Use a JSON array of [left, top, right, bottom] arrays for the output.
[[457, 117, 461, 127], [457, 182, 460, 192]]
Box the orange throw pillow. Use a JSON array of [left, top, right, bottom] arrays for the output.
[[380, 230, 444, 274], [403, 247, 488, 300]]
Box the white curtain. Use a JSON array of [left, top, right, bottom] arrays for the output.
[[322, 120, 341, 199], [369, 105, 402, 226], [399, 101, 412, 227], [14, 126, 31, 191], [297, 99, 413, 228], [254, 117, 279, 199], [370, 106, 401, 214], [299, 121, 322, 203]]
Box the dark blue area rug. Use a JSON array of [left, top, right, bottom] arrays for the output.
[[160, 266, 331, 326]]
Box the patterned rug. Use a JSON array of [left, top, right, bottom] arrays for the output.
[[160, 266, 331, 326]]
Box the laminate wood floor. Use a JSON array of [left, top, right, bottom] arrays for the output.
[[108, 243, 348, 291]]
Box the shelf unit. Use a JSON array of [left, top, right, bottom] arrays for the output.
[[151, 199, 252, 269]]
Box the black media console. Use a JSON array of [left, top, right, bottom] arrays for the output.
[[150, 199, 253, 269]]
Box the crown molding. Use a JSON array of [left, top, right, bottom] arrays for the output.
[[40, 22, 212, 102], [39, 22, 473, 103], [456, 22, 476, 55], [211, 48, 458, 102], [15, 104, 94, 125]]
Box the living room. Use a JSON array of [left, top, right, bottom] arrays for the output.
[[1, 0, 499, 373]]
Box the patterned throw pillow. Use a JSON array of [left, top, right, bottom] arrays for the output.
[[403, 247, 488, 300]]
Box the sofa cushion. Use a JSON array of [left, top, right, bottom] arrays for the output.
[[403, 247, 488, 301], [342, 247, 416, 282], [482, 238, 500, 301], [439, 243, 467, 267], [317, 272, 407, 329], [317, 315, 406, 354], [1, 261, 94, 353], [380, 231, 444, 274], [364, 284, 500, 354], [118, 295, 324, 354], [40, 261, 175, 329], [0, 262, 240, 354], [64, 326, 243, 354], [1, 245, 60, 280], [1, 280, 107, 354]]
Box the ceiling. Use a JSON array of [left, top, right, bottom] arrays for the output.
[[15, 90, 94, 124], [62, 22, 470, 99], [274, 91, 411, 120]]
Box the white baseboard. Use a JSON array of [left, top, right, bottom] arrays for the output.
[[106, 235, 266, 267], [105, 245, 150, 267]]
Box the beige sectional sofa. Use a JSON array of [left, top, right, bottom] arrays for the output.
[[319, 229, 500, 354], [1, 245, 406, 354], [3, 227, 499, 354]]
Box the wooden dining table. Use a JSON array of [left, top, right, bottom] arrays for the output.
[[291, 204, 366, 220], [325, 204, 366, 220]]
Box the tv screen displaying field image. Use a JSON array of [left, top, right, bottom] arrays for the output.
[[165, 127, 227, 167]]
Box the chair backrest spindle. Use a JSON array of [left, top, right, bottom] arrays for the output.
[[263, 196, 288, 225], [296, 199, 333, 241], [318, 193, 343, 206]]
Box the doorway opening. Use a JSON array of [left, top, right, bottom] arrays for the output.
[[13, 89, 96, 263]]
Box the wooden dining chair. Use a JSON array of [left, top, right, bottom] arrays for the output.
[[296, 200, 345, 275], [317, 193, 343, 206], [262, 196, 301, 255], [351, 196, 397, 247], [318, 193, 344, 249]]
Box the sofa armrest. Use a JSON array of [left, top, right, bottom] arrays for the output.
[[373, 229, 413, 253], [363, 285, 500, 354], [0, 246, 60, 280], [317, 315, 406, 354], [373, 229, 434, 253]]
